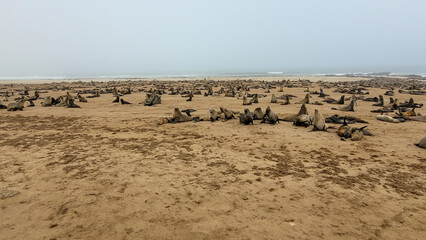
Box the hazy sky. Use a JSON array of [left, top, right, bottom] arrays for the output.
[[0, 0, 425, 77]]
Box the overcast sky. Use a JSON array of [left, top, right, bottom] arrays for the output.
[[0, 0, 425, 77]]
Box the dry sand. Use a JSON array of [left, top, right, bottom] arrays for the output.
[[0, 77, 425, 240]]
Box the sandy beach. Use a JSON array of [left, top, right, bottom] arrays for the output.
[[0, 76, 425, 240]]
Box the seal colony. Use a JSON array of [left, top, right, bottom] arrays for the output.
[[1, 75, 425, 240], [2, 77, 425, 144]]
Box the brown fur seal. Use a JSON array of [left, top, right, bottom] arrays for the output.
[[66, 98, 81, 108], [351, 126, 367, 141], [41, 96, 55, 107], [112, 96, 119, 103], [262, 106, 279, 124], [280, 104, 308, 122], [144, 93, 162, 106], [271, 94, 277, 103], [334, 95, 345, 104], [172, 107, 193, 122], [373, 95, 384, 106], [414, 136, 426, 149], [120, 99, 131, 104], [219, 107, 235, 120], [239, 109, 254, 125], [7, 99, 26, 111], [313, 109, 328, 131], [376, 115, 400, 123], [311, 101, 323, 105], [280, 94, 290, 105], [0, 100, 7, 109], [253, 107, 264, 120], [209, 108, 219, 122], [250, 94, 259, 104], [243, 96, 252, 105], [296, 93, 310, 104], [337, 117, 352, 138], [407, 116, 426, 122], [77, 93, 87, 102], [293, 114, 313, 127], [332, 98, 355, 111]]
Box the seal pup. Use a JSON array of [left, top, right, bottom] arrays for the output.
[[351, 126, 367, 141], [312, 109, 328, 131], [112, 96, 120, 103], [296, 93, 310, 104], [414, 136, 426, 149], [120, 99, 131, 104], [243, 96, 252, 105], [239, 109, 254, 125]]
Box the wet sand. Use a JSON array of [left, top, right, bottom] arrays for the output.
[[1, 77, 425, 239]]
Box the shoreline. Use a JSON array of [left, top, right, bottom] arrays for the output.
[[0, 75, 411, 85]]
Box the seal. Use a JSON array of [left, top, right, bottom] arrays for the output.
[[351, 126, 367, 141], [7, 98, 26, 111], [312, 109, 328, 131], [296, 93, 310, 104], [253, 107, 264, 120], [280, 103, 308, 122], [120, 99, 131, 104], [112, 96, 119, 103], [243, 96, 252, 105], [145, 93, 161, 106], [262, 106, 279, 124], [0, 100, 7, 109], [280, 94, 290, 105], [414, 136, 426, 149], [337, 117, 352, 138], [293, 114, 313, 127], [209, 108, 219, 122], [172, 107, 193, 122], [219, 106, 235, 120], [271, 94, 277, 103], [376, 114, 400, 123], [373, 95, 384, 106], [77, 93, 87, 102], [239, 109, 254, 125], [332, 98, 356, 111]]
